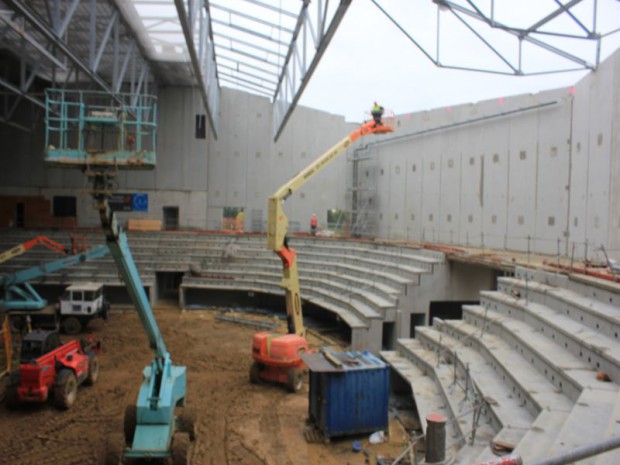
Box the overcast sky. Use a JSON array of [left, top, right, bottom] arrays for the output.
[[297, 0, 620, 123]]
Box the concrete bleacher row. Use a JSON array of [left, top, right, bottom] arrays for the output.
[[0, 229, 443, 351], [381, 266, 620, 465]]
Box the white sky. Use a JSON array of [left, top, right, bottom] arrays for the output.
[[297, 0, 620, 123]]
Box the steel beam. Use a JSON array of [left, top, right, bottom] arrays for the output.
[[175, 0, 219, 138], [273, 0, 352, 141]]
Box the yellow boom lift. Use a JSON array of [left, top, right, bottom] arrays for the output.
[[250, 114, 394, 392]]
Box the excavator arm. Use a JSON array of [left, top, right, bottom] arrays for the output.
[[267, 119, 393, 337]]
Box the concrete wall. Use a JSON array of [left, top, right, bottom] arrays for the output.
[[206, 88, 356, 232], [365, 47, 620, 260], [1, 49, 619, 257]]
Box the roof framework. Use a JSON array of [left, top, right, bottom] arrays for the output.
[[373, 0, 620, 76], [1, 1, 618, 137]]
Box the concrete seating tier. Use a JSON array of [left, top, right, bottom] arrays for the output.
[[382, 267, 620, 464], [479, 290, 620, 383], [1, 229, 441, 352]]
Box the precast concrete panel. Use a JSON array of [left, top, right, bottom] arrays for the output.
[[224, 92, 250, 208], [607, 52, 620, 259], [568, 82, 591, 259], [457, 123, 484, 248], [244, 97, 274, 232], [480, 119, 510, 250], [534, 94, 572, 255], [438, 129, 464, 246], [156, 88, 208, 191], [385, 141, 408, 239], [505, 104, 541, 252], [585, 61, 614, 256], [404, 139, 425, 241], [420, 135, 442, 244]]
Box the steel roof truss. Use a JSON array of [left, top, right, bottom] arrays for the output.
[[175, 0, 219, 137], [273, 0, 352, 141], [211, 17, 288, 48]]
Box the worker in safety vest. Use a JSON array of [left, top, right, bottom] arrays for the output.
[[310, 214, 318, 236], [371, 102, 384, 127]]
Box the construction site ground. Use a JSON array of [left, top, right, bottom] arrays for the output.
[[0, 303, 417, 465]]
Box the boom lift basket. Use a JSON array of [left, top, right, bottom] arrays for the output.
[[44, 89, 157, 169]]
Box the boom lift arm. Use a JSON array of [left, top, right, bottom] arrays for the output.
[[267, 119, 393, 337], [251, 118, 393, 392], [0, 244, 110, 309], [90, 172, 188, 462], [0, 236, 69, 265]]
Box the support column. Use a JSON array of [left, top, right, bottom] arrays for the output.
[[425, 413, 447, 464]]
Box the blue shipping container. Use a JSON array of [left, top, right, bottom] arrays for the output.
[[302, 351, 390, 439]]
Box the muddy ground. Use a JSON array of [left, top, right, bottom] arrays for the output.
[[0, 304, 418, 465]]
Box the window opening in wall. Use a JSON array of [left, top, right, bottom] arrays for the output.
[[548, 216, 555, 226], [448, 159, 454, 168], [550, 147, 558, 157], [493, 153, 500, 163], [223, 207, 244, 232], [327, 209, 349, 235], [410, 313, 426, 338], [156, 271, 184, 302], [518, 215, 524, 225], [469, 157, 475, 165], [382, 322, 395, 350], [195, 114, 206, 139], [491, 215, 497, 224], [15, 203, 24, 228], [412, 164, 417, 172], [520, 150, 527, 160], [53, 196, 77, 217], [429, 301, 479, 325], [163, 206, 179, 230], [468, 215, 473, 223]]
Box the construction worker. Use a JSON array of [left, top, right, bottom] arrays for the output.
[[371, 101, 384, 127], [310, 213, 318, 236]]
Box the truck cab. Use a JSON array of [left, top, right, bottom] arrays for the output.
[[59, 282, 109, 334]]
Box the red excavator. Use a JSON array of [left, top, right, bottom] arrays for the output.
[[250, 114, 394, 392]]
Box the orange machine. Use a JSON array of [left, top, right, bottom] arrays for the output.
[[250, 115, 394, 392]]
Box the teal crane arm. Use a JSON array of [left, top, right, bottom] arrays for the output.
[[0, 244, 109, 309], [91, 173, 187, 459]]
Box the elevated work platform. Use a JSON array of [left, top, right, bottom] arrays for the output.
[[44, 89, 157, 169]]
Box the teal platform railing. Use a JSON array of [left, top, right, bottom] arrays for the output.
[[45, 89, 157, 169]]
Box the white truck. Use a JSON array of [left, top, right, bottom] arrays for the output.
[[58, 282, 110, 334], [1, 244, 111, 334]]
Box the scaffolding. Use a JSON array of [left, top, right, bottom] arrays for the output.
[[45, 89, 157, 169]]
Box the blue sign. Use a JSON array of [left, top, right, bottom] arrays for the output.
[[110, 193, 149, 212], [132, 193, 148, 212]]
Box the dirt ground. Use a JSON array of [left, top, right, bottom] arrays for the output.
[[0, 304, 416, 465]]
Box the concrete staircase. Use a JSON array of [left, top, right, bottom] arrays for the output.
[[381, 266, 620, 464]]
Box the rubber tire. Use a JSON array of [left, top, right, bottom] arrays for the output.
[[101, 432, 124, 465], [179, 408, 197, 441], [5, 384, 19, 410], [61, 316, 82, 335], [9, 315, 24, 333], [171, 432, 190, 465], [124, 404, 137, 446], [85, 354, 100, 386], [249, 362, 261, 384], [54, 369, 78, 410], [286, 368, 303, 393]]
